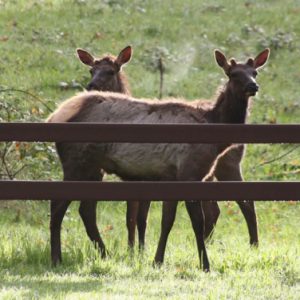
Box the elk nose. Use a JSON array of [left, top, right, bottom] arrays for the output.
[[86, 82, 97, 91], [246, 82, 259, 94]]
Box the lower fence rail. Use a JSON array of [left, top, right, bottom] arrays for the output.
[[1, 181, 300, 201]]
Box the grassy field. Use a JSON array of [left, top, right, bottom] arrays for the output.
[[0, 0, 300, 299]]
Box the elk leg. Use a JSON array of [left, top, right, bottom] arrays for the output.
[[137, 200, 151, 250], [236, 200, 258, 246], [202, 201, 220, 240], [126, 200, 139, 249], [50, 199, 71, 266], [185, 201, 210, 272], [79, 200, 107, 258], [215, 162, 258, 246], [154, 201, 178, 265]]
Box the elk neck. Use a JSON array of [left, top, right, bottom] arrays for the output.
[[210, 83, 250, 124], [116, 72, 131, 95]]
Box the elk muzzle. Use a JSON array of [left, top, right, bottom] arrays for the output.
[[86, 82, 98, 91], [245, 82, 259, 96]]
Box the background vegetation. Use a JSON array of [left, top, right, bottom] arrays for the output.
[[0, 0, 299, 298]]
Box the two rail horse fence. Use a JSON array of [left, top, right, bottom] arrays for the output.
[[1, 123, 300, 201]]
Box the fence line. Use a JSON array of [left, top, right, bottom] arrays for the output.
[[1, 122, 300, 202]]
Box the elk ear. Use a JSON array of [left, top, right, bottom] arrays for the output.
[[253, 48, 270, 69], [115, 45, 132, 67], [215, 50, 230, 74], [230, 58, 237, 66], [246, 58, 254, 67], [77, 48, 95, 66]]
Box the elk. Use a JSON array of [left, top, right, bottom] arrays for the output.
[[154, 49, 269, 269], [77, 45, 150, 250], [48, 45, 132, 265], [77, 45, 142, 248], [47, 49, 270, 270]]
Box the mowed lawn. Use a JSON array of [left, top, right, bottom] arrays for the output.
[[0, 0, 300, 299]]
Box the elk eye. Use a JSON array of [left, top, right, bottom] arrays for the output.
[[253, 70, 258, 77]]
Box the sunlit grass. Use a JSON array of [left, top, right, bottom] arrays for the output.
[[0, 201, 299, 299]]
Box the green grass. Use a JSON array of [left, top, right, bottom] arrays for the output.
[[0, 200, 299, 299], [0, 0, 300, 299]]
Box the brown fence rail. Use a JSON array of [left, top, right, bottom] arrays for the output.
[[1, 123, 300, 143], [1, 181, 300, 201], [1, 123, 300, 202]]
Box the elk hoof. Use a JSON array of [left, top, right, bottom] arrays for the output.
[[152, 260, 163, 268]]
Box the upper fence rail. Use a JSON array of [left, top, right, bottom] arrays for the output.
[[1, 123, 300, 143]]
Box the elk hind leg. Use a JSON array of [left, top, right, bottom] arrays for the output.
[[79, 200, 107, 258], [202, 201, 220, 240], [215, 162, 258, 246]]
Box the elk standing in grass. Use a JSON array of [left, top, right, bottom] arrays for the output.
[[47, 49, 270, 270], [154, 49, 269, 268], [49, 46, 132, 265]]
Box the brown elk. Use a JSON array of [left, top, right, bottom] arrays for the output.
[[77, 46, 146, 248], [47, 49, 270, 270], [77, 45, 149, 250], [48, 46, 132, 265], [153, 49, 269, 269]]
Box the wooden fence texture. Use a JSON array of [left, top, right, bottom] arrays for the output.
[[1, 123, 300, 201]]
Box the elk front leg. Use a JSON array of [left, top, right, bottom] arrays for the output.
[[185, 201, 210, 272], [126, 200, 139, 249], [154, 201, 178, 265], [137, 200, 151, 250], [50, 199, 71, 266]]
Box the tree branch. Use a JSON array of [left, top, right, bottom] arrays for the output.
[[253, 145, 300, 170]]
